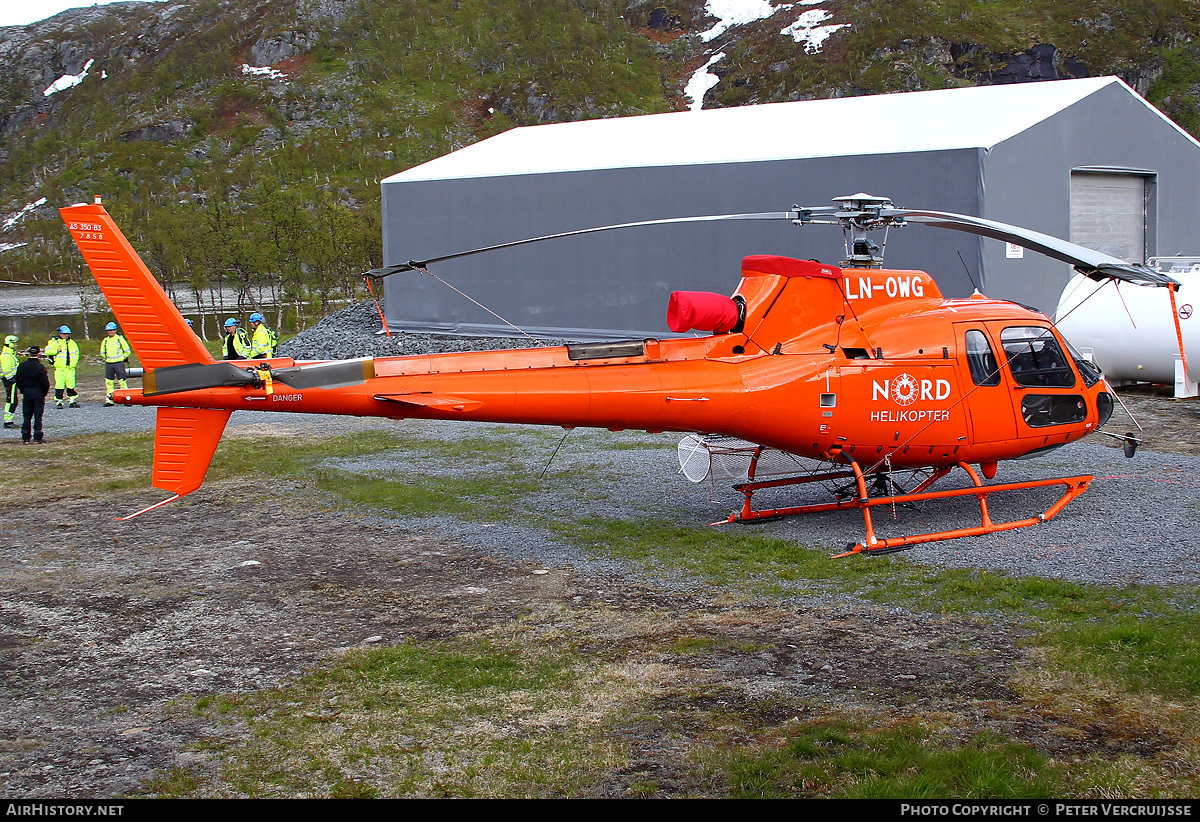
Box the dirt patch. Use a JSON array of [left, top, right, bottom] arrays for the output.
[[1106, 385, 1200, 457]]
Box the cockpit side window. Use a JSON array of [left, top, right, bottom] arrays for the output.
[[965, 329, 1001, 386], [999, 326, 1077, 388]]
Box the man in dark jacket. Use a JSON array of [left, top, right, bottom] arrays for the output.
[[15, 345, 50, 444]]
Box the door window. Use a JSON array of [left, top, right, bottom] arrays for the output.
[[1000, 327, 1076, 388], [964, 329, 1001, 386], [1021, 394, 1087, 427]]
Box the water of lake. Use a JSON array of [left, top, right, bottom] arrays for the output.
[[0, 284, 268, 343]]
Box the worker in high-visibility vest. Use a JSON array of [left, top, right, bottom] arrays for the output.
[[222, 318, 250, 360], [99, 321, 132, 407], [247, 312, 278, 359], [43, 325, 81, 408], [2, 334, 18, 428]]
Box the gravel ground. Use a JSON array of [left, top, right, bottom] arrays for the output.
[[324, 419, 1200, 588]]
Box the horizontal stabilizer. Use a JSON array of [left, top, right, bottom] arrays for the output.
[[375, 392, 484, 412]]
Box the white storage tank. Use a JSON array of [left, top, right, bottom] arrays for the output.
[[1055, 257, 1199, 395]]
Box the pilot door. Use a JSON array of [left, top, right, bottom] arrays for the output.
[[955, 325, 1016, 445]]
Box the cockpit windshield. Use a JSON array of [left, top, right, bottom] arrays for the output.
[[999, 326, 1077, 388]]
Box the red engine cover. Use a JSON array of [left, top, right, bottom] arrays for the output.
[[667, 291, 739, 334]]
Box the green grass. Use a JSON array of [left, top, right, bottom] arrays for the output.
[[0, 431, 155, 493], [174, 636, 622, 798], [28, 426, 1200, 707], [140, 766, 206, 798], [210, 427, 1200, 705], [724, 721, 1057, 798], [207, 429, 406, 475], [1048, 614, 1200, 699], [346, 639, 574, 694], [319, 471, 552, 519]]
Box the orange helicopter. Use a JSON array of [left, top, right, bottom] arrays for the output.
[[58, 194, 1169, 555]]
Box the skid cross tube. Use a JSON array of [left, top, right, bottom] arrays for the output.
[[714, 455, 1091, 557]]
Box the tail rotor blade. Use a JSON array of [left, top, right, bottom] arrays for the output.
[[270, 358, 376, 390], [143, 362, 259, 396], [142, 358, 377, 396]]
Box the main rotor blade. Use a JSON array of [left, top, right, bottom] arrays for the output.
[[368, 211, 796, 277], [885, 208, 1178, 287]]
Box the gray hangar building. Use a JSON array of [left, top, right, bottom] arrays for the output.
[[380, 76, 1200, 340]]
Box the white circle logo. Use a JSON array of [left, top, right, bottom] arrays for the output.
[[891, 373, 919, 406]]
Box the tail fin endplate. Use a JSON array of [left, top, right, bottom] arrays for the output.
[[59, 201, 212, 368]]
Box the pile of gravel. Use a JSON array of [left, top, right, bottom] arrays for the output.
[[278, 300, 579, 361]]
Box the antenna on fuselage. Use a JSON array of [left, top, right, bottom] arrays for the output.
[[956, 250, 982, 294]]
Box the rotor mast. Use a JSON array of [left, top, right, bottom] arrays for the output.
[[790, 193, 904, 268]]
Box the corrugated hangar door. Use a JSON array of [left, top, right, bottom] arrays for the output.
[[1069, 172, 1148, 263]]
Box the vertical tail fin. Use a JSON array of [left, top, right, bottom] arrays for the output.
[[59, 199, 212, 368], [118, 407, 232, 520], [152, 407, 232, 495]]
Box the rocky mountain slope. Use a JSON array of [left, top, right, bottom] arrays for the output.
[[0, 0, 1196, 318]]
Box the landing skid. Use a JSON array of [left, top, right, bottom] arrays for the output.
[[713, 453, 1092, 557]]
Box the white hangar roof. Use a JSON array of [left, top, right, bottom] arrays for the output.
[[385, 77, 1197, 184]]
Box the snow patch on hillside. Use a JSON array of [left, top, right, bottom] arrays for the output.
[[693, 1, 848, 103], [781, 8, 848, 51], [43, 58, 93, 96], [699, 0, 838, 43], [685, 52, 726, 111], [2, 198, 47, 229], [699, 0, 777, 42], [241, 64, 287, 81]]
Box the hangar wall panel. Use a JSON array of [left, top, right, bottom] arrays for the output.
[[382, 150, 983, 339], [980, 82, 1200, 312], [381, 79, 1200, 335]]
